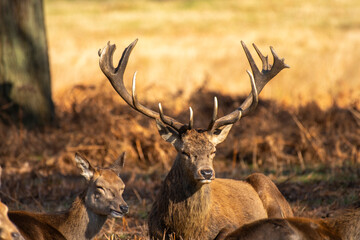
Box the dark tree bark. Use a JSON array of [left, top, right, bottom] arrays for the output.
[[0, 0, 54, 125]]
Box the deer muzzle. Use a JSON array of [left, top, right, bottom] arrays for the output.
[[110, 203, 129, 218], [197, 168, 215, 184]]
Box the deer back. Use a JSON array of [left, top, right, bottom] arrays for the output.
[[246, 173, 293, 218], [219, 217, 342, 240], [325, 209, 360, 240], [8, 212, 66, 240]]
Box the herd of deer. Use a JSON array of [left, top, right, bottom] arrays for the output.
[[0, 40, 359, 240]]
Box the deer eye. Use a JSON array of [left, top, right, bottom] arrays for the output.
[[96, 186, 105, 194], [181, 151, 190, 158]]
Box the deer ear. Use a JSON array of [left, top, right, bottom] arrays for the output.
[[110, 152, 125, 175], [156, 119, 183, 150], [75, 153, 96, 181], [0, 202, 8, 215], [210, 124, 233, 145]]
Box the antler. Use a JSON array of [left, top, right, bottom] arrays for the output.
[[99, 40, 288, 134], [99, 40, 192, 133], [209, 41, 289, 132]]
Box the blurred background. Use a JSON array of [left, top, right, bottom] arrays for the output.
[[47, 0, 360, 108], [1, 0, 359, 239]]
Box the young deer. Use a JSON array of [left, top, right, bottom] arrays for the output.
[[8, 153, 128, 240], [217, 210, 360, 240], [0, 201, 23, 240], [99, 39, 292, 239], [0, 167, 23, 240]]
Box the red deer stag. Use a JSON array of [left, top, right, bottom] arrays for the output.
[[99, 39, 292, 239], [8, 153, 128, 240], [217, 210, 360, 240]]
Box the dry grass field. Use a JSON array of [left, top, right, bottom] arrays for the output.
[[47, 0, 360, 108], [1, 0, 360, 239]]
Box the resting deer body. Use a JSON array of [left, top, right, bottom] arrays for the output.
[[99, 39, 292, 239], [8, 153, 128, 240], [219, 210, 360, 240]]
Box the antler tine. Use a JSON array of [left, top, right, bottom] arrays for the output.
[[252, 43, 270, 71], [238, 41, 289, 116], [158, 103, 166, 123], [99, 39, 137, 108], [207, 97, 218, 130], [208, 69, 257, 131], [240, 70, 258, 116], [158, 103, 187, 131], [131, 71, 138, 106], [99, 40, 185, 132], [208, 41, 288, 132], [188, 107, 194, 129], [213, 97, 218, 121]]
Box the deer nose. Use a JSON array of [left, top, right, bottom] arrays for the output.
[[120, 205, 129, 214], [200, 169, 213, 180]]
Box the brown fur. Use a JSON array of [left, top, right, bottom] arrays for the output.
[[8, 153, 128, 240], [220, 210, 360, 240], [149, 129, 293, 240], [246, 173, 293, 218], [0, 201, 23, 240]]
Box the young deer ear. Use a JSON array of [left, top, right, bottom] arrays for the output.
[[110, 152, 126, 175], [75, 153, 96, 181], [156, 119, 183, 151], [210, 124, 233, 145], [0, 202, 8, 215]]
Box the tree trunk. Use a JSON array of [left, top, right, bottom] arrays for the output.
[[0, 0, 54, 125]]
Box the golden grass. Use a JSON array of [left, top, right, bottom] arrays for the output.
[[45, 0, 360, 110]]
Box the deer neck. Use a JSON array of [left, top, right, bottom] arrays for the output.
[[166, 155, 211, 198], [56, 192, 108, 240], [161, 154, 212, 238]]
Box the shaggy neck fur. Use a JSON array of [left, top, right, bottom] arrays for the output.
[[155, 154, 212, 239], [45, 191, 108, 240]]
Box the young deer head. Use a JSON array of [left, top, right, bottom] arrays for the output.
[[75, 152, 128, 218], [8, 153, 128, 240], [99, 39, 288, 185]]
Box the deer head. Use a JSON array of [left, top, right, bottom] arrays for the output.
[[75, 152, 128, 218], [99, 40, 288, 184]]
